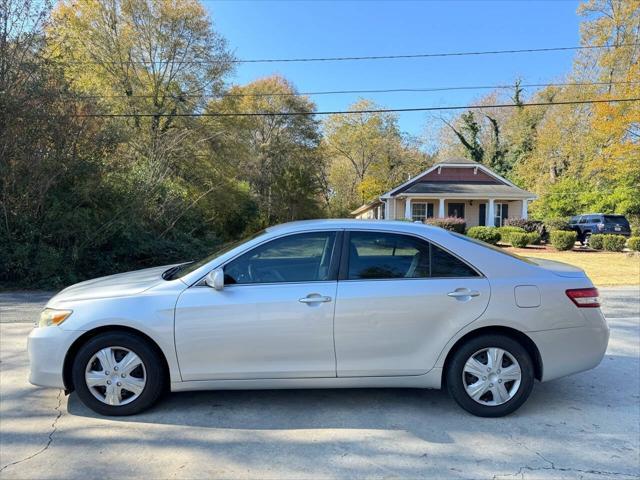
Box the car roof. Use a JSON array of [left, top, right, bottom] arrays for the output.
[[265, 219, 442, 234]]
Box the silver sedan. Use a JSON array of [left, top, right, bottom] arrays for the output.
[[28, 220, 609, 417]]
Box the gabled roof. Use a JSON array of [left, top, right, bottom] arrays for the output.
[[350, 198, 382, 216], [403, 182, 533, 196], [381, 157, 535, 199]]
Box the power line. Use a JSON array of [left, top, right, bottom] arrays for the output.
[[234, 43, 639, 64], [69, 97, 640, 118], [70, 81, 640, 100], [57, 43, 639, 66]]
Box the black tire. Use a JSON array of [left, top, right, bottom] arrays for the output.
[[446, 334, 535, 417], [71, 332, 165, 416]]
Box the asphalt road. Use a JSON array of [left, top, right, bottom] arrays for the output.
[[0, 288, 638, 479]]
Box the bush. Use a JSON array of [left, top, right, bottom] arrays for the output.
[[503, 218, 545, 235], [549, 230, 577, 251], [466, 226, 501, 245], [526, 232, 541, 245], [627, 237, 640, 252], [497, 226, 526, 244], [601, 235, 627, 252], [589, 234, 605, 250], [425, 216, 466, 233], [544, 218, 572, 232], [510, 232, 529, 248]]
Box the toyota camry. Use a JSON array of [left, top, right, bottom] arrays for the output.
[[28, 220, 609, 417]]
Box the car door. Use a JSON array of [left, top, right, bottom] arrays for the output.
[[334, 230, 490, 377], [174, 230, 340, 381]]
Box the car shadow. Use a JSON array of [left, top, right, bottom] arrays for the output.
[[65, 352, 639, 442], [67, 387, 458, 444]]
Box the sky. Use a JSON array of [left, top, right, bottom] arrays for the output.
[[204, 0, 583, 138]]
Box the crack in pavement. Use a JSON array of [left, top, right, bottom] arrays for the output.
[[490, 434, 638, 479], [0, 389, 64, 473]]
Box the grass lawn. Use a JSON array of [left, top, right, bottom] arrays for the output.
[[503, 246, 640, 287]]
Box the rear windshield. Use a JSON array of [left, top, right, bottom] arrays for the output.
[[448, 231, 536, 265], [604, 215, 629, 226]]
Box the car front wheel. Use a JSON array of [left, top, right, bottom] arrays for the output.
[[71, 332, 165, 416], [446, 334, 535, 417]]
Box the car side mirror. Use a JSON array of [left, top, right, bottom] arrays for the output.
[[205, 268, 225, 291]]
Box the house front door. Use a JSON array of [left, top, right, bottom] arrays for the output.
[[448, 202, 465, 219], [479, 204, 486, 226]]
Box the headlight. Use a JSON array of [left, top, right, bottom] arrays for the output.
[[39, 308, 73, 328]]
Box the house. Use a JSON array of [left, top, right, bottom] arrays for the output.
[[351, 157, 536, 227]]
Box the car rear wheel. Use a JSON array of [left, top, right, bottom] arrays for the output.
[[446, 334, 534, 417], [71, 332, 165, 416]]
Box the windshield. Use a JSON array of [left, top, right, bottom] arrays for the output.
[[448, 230, 536, 264], [164, 230, 267, 280]]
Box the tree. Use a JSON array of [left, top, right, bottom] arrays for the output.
[[324, 99, 430, 215], [202, 75, 326, 225]]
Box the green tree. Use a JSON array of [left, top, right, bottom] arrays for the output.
[[324, 99, 430, 215], [202, 75, 326, 225]]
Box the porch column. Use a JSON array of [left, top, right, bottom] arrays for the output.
[[438, 198, 445, 218], [404, 198, 412, 220], [521, 199, 528, 219], [487, 198, 495, 227]]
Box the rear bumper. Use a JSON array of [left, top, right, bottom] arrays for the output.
[[27, 326, 82, 389], [529, 323, 609, 382]]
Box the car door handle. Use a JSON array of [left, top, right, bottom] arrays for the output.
[[299, 295, 332, 304], [447, 290, 480, 298]]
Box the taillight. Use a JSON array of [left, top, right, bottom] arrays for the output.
[[566, 288, 600, 308]]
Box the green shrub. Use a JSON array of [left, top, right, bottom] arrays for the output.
[[425, 216, 466, 233], [497, 226, 526, 244], [526, 232, 541, 245], [589, 234, 605, 250], [503, 218, 544, 234], [544, 218, 572, 232], [601, 235, 627, 252], [510, 232, 529, 248], [466, 226, 501, 245], [550, 230, 577, 251], [627, 237, 640, 252]]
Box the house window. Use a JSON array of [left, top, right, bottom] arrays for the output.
[[494, 203, 509, 226], [411, 203, 433, 221], [448, 203, 465, 219]]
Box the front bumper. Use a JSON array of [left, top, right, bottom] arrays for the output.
[[27, 326, 83, 389], [529, 323, 610, 382]]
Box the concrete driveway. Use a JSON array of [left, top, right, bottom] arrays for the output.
[[1, 288, 638, 479]]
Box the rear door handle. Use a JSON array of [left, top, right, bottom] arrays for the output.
[[299, 295, 332, 304], [447, 290, 480, 298]]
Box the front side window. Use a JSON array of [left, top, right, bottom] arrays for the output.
[[346, 231, 479, 280], [224, 232, 336, 284]]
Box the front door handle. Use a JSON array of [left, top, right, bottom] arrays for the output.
[[299, 294, 332, 304], [447, 289, 480, 298]]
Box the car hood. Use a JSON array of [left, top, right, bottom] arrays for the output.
[[526, 257, 587, 278], [49, 264, 178, 304]]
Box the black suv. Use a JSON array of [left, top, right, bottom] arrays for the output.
[[569, 213, 632, 244]]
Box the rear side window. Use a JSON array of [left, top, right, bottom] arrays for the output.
[[604, 215, 629, 226], [346, 231, 478, 280], [430, 244, 479, 278]]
